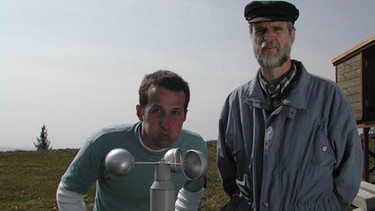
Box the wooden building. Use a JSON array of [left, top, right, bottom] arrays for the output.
[[332, 35, 375, 181], [332, 35, 375, 124]]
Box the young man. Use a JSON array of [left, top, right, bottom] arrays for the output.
[[217, 1, 362, 210], [57, 70, 207, 210]]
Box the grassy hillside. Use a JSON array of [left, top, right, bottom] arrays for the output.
[[0, 141, 228, 210]]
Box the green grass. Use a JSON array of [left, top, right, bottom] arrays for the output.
[[0, 141, 228, 210], [2, 138, 369, 210]]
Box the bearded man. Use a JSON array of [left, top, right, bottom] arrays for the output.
[[217, 1, 362, 211]]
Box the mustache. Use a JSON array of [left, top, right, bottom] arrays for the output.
[[260, 40, 279, 49]]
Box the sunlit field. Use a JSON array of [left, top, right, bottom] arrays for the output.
[[0, 141, 228, 210]]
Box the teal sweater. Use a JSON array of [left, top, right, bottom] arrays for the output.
[[61, 122, 207, 211]]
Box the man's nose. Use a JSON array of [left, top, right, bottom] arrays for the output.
[[263, 29, 276, 40], [160, 114, 170, 129]]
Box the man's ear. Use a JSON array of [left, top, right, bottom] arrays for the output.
[[184, 109, 188, 121], [136, 105, 143, 121], [291, 30, 296, 43]]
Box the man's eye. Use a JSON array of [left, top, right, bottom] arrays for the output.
[[172, 110, 182, 116], [255, 29, 266, 35], [152, 108, 163, 113]]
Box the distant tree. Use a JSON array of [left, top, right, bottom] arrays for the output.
[[34, 124, 52, 151]]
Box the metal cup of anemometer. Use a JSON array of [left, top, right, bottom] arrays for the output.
[[104, 147, 208, 211]]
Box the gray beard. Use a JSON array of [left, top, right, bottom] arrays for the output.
[[257, 53, 289, 70], [253, 40, 292, 69]]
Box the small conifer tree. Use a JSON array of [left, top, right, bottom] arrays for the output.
[[34, 124, 52, 151]]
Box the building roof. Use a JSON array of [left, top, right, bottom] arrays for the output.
[[332, 34, 375, 65]]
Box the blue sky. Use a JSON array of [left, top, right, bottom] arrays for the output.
[[1, 0, 374, 150]]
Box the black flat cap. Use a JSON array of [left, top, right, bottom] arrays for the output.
[[244, 1, 299, 24]]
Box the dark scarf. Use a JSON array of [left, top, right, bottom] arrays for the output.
[[258, 61, 300, 115]]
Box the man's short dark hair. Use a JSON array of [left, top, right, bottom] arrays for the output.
[[138, 70, 190, 112]]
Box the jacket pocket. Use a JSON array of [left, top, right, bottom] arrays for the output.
[[311, 119, 335, 167]]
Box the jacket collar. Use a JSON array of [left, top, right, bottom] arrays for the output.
[[247, 60, 310, 110]]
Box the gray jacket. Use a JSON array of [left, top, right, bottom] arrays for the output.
[[217, 60, 362, 211]]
